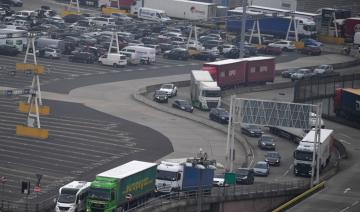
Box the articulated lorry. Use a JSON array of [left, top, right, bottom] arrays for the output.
[[334, 88, 360, 122], [142, 0, 217, 20], [156, 157, 215, 193], [190, 70, 221, 110], [227, 8, 317, 38], [293, 129, 334, 177], [86, 160, 157, 212]]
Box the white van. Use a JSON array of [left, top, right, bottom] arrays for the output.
[[354, 32, 360, 46], [92, 17, 116, 27], [121, 52, 141, 65], [98, 53, 127, 67], [137, 7, 171, 23], [120, 46, 156, 64], [55, 181, 90, 212]]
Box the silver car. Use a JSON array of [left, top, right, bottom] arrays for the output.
[[291, 68, 314, 81], [253, 161, 270, 176]]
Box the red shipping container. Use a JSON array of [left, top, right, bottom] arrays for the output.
[[343, 17, 360, 39], [202, 59, 247, 88], [245, 56, 275, 84]]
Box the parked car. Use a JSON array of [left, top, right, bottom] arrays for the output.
[[264, 151, 281, 166], [300, 45, 321, 56], [241, 124, 263, 137], [153, 90, 168, 103], [191, 50, 217, 61], [281, 68, 298, 78], [159, 43, 174, 53], [209, 108, 229, 124], [36, 47, 61, 59], [258, 45, 282, 55], [0, 45, 20, 56], [68, 52, 96, 64], [159, 83, 177, 97], [313, 64, 334, 75], [163, 48, 189, 60], [203, 39, 223, 49], [258, 134, 276, 150], [220, 44, 236, 54], [213, 177, 227, 187], [172, 99, 194, 113], [268, 40, 295, 51], [235, 168, 255, 185], [290, 68, 314, 81], [301, 38, 322, 47], [253, 161, 270, 176]]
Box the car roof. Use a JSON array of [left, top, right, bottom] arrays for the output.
[[256, 161, 267, 165]]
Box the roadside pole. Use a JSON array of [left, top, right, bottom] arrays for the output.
[[239, 0, 247, 58]]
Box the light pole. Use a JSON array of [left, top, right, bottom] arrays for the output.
[[239, 0, 247, 58], [196, 164, 205, 212]]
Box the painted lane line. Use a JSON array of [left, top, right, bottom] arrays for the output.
[[340, 206, 350, 212], [339, 139, 351, 145], [339, 133, 352, 140], [283, 170, 289, 176], [352, 201, 359, 207], [344, 188, 352, 193]]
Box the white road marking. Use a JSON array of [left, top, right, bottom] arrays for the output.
[[136, 68, 146, 71], [283, 170, 289, 176], [340, 206, 350, 212], [124, 69, 133, 72], [339, 133, 352, 139], [352, 201, 359, 207], [339, 139, 351, 145], [344, 188, 352, 193]]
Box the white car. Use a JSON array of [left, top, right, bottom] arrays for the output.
[[159, 83, 177, 97], [313, 64, 334, 75], [221, 44, 236, 54], [187, 40, 204, 51], [268, 40, 296, 51]]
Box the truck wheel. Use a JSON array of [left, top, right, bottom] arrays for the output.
[[113, 63, 118, 68]]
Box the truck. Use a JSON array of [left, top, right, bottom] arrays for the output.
[[86, 160, 157, 212], [202, 56, 275, 89], [142, 0, 217, 20], [227, 8, 317, 38], [55, 181, 91, 212], [156, 157, 215, 193], [293, 129, 334, 177], [341, 17, 360, 43], [190, 70, 221, 110], [334, 88, 360, 122], [248, 0, 297, 10]]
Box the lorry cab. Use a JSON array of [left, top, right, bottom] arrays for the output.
[[137, 7, 171, 23], [156, 161, 183, 193], [55, 181, 90, 212]]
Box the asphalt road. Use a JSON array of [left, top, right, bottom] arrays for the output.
[[0, 95, 172, 204]]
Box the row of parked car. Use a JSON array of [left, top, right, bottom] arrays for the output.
[[281, 64, 337, 81]]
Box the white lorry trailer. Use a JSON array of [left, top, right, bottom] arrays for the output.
[[142, 0, 217, 20], [190, 70, 221, 110], [293, 129, 334, 177], [55, 181, 91, 212]]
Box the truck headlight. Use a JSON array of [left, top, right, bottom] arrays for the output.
[[181, 106, 185, 109]]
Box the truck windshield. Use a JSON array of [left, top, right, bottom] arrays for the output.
[[202, 90, 221, 97], [58, 188, 78, 203], [88, 188, 111, 201], [294, 150, 313, 161], [157, 170, 178, 181]]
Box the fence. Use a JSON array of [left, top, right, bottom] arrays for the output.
[[128, 180, 310, 212]]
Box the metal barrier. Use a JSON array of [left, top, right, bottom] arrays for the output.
[[128, 180, 309, 212], [0, 195, 56, 212]]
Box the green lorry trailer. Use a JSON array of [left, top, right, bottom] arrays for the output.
[[86, 160, 157, 212]]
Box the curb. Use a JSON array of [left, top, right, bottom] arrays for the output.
[[272, 181, 326, 212]]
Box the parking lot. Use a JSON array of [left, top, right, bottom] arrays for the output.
[[0, 94, 172, 205]]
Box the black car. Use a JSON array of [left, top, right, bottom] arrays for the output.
[[172, 99, 194, 113], [264, 151, 281, 166], [235, 168, 254, 185], [209, 108, 229, 124], [281, 68, 298, 78], [68, 52, 96, 64], [158, 43, 174, 53], [0, 45, 19, 56], [192, 51, 217, 61], [153, 90, 168, 103], [241, 124, 263, 137], [258, 134, 276, 150], [163, 48, 189, 60]]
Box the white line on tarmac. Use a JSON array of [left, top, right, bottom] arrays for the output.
[[283, 170, 290, 176], [340, 206, 350, 212], [339, 133, 352, 140], [352, 201, 359, 207], [339, 139, 351, 145]]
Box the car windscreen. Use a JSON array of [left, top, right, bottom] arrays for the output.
[[161, 84, 172, 89], [58, 188, 78, 203], [255, 163, 267, 169]]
